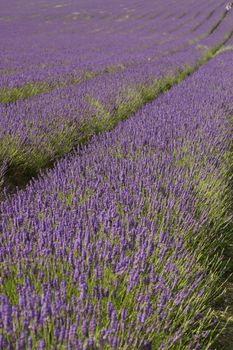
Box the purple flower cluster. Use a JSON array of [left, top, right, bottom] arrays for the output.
[[0, 45, 232, 349]]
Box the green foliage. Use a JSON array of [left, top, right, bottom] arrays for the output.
[[0, 82, 50, 103], [0, 64, 126, 105]]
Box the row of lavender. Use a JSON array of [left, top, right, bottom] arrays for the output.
[[1, 1, 233, 191], [0, 49, 232, 349], [0, 0, 226, 89]]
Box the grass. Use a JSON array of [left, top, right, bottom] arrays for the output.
[[0, 64, 126, 104], [0, 82, 51, 103]]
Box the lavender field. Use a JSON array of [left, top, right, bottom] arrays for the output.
[[0, 1, 233, 349]]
